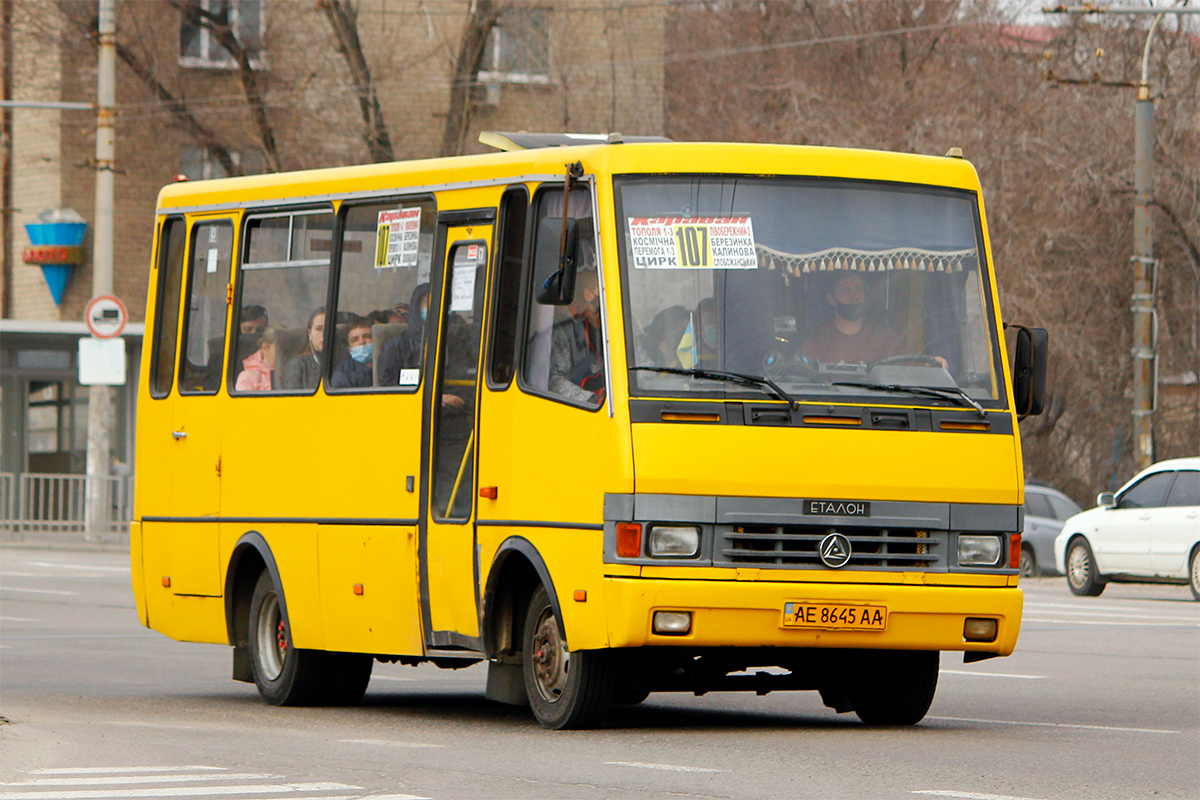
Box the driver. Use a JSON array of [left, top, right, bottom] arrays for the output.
[[801, 272, 902, 365]]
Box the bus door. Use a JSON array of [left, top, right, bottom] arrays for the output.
[[421, 222, 492, 650], [160, 216, 235, 596]]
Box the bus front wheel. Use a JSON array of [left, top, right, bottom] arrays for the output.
[[521, 585, 615, 729], [846, 650, 939, 726], [248, 571, 331, 706]]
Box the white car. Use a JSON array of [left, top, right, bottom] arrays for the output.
[[1054, 457, 1200, 599]]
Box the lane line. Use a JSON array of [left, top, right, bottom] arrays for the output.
[[914, 791, 1057, 800], [0, 616, 40, 623], [19, 562, 130, 573], [0, 587, 77, 596], [338, 739, 445, 749], [604, 762, 728, 773], [1023, 605, 1199, 622], [28, 769, 225, 776], [1022, 617, 1199, 628], [2, 775, 277, 788], [939, 670, 1045, 680], [0, 782, 362, 799], [928, 715, 1178, 734], [366, 676, 415, 682]]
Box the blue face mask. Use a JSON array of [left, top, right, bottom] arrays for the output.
[[349, 343, 374, 364], [701, 325, 717, 349], [420, 307, 428, 322]]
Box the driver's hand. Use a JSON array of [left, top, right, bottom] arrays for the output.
[[441, 394, 465, 408]]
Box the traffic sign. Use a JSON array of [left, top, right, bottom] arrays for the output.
[[84, 294, 127, 338]]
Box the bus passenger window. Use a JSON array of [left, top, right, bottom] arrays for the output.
[[521, 187, 604, 408], [231, 210, 333, 394], [487, 186, 528, 388], [179, 221, 233, 394], [332, 198, 436, 392], [149, 217, 186, 398]]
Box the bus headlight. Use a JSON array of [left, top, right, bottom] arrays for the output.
[[648, 525, 700, 558], [958, 534, 1003, 566]]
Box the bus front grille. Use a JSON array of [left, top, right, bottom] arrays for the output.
[[715, 525, 944, 570]]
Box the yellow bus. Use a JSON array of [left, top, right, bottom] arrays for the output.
[[132, 133, 1047, 729]]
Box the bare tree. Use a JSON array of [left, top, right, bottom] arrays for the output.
[[440, 0, 501, 157], [319, 0, 393, 163]]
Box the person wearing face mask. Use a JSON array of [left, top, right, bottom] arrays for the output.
[[280, 307, 325, 390], [330, 317, 375, 389], [548, 268, 605, 405], [801, 271, 901, 365]]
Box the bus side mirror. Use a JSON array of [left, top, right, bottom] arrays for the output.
[[1011, 325, 1048, 419], [535, 218, 579, 306]]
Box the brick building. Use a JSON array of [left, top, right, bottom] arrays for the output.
[[0, 0, 665, 528]]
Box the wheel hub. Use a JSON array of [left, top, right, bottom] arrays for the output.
[[531, 611, 569, 703]]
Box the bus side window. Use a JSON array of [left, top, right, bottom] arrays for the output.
[[149, 217, 186, 398], [179, 220, 234, 394], [520, 186, 603, 408], [331, 197, 437, 392], [230, 210, 334, 394], [488, 186, 529, 388]]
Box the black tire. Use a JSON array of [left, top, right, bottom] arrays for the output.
[[247, 571, 332, 706], [522, 585, 615, 729], [1019, 546, 1037, 578], [1065, 537, 1106, 597], [326, 653, 373, 706], [1189, 547, 1200, 602], [846, 650, 939, 726]]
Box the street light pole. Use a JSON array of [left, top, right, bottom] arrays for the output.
[[85, 0, 117, 540], [1043, 3, 1198, 471]]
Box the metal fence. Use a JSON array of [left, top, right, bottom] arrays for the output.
[[0, 472, 132, 541]]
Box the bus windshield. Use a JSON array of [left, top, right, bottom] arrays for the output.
[[616, 176, 1004, 408]]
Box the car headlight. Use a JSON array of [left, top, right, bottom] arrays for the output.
[[958, 534, 1003, 566], [648, 525, 700, 558]]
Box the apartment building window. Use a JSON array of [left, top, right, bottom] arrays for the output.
[[180, 146, 265, 181], [478, 7, 551, 85], [179, 0, 263, 68]]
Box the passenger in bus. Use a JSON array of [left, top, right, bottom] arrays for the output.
[[801, 272, 901, 365], [239, 305, 269, 335], [695, 297, 719, 367], [280, 307, 325, 390], [330, 317, 374, 389], [234, 327, 276, 392], [377, 284, 431, 384], [549, 268, 605, 404], [640, 305, 691, 369]]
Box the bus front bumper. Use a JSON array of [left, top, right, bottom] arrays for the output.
[[601, 576, 1022, 656]]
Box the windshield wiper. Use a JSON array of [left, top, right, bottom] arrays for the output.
[[831, 381, 987, 418], [632, 366, 797, 411]]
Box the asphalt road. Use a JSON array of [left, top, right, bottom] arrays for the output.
[[1, 546, 1197, 800]]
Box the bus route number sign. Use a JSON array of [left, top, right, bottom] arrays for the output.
[[84, 294, 128, 339]]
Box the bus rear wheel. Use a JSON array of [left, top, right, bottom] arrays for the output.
[[522, 585, 615, 729], [846, 650, 939, 726], [248, 571, 331, 706]]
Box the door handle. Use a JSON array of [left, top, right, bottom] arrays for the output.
[[172, 430, 188, 440]]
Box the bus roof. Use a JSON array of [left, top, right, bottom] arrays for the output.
[[155, 140, 983, 214]]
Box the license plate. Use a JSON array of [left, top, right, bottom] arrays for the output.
[[782, 602, 887, 631]]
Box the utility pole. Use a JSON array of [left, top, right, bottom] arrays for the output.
[[85, 0, 117, 539], [1044, 3, 1200, 471]]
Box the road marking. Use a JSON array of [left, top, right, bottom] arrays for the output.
[[939, 670, 1045, 680], [929, 715, 1178, 734], [1023, 617, 1199, 627], [0, 783, 362, 799], [0, 616, 40, 623], [604, 762, 728, 773], [0, 587, 77, 596], [1024, 604, 1199, 621], [366, 675, 415, 682], [914, 791, 1057, 800], [28, 769, 226, 776], [2, 775, 277, 788], [338, 739, 445, 748], [20, 561, 130, 574]]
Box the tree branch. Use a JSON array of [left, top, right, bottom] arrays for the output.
[[440, 0, 500, 158], [319, 0, 394, 163]]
